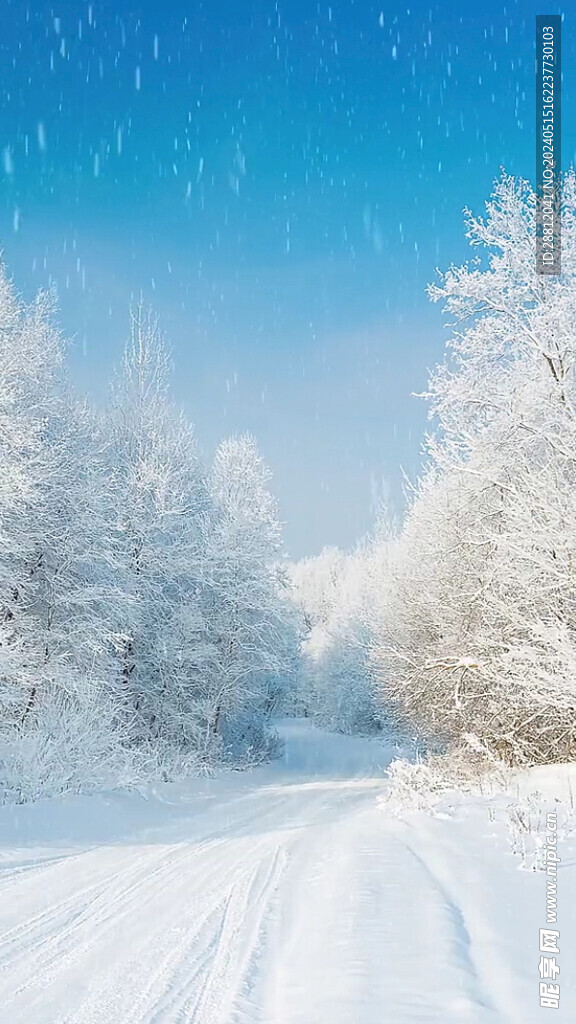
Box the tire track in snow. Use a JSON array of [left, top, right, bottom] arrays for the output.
[[0, 839, 232, 1016], [0, 780, 302, 993], [251, 805, 503, 1024], [172, 845, 287, 1024], [388, 817, 527, 1024], [3, 723, 535, 1024], [75, 838, 288, 1024]]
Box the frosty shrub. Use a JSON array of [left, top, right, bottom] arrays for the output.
[[381, 747, 508, 816], [0, 686, 138, 804]]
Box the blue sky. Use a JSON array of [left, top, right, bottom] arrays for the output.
[[0, 0, 572, 556]]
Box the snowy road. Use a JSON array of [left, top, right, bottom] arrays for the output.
[[0, 721, 574, 1023]]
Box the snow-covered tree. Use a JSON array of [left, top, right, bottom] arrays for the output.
[[0, 269, 132, 800], [107, 308, 211, 750], [0, 268, 298, 801], [199, 434, 294, 758], [289, 535, 388, 735], [372, 170, 576, 765]]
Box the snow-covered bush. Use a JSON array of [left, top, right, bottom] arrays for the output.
[[380, 746, 507, 816]]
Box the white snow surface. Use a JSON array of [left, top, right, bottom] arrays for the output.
[[0, 719, 574, 1023]]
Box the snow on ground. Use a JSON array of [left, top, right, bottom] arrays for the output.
[[0, 719, 574, 1023]]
